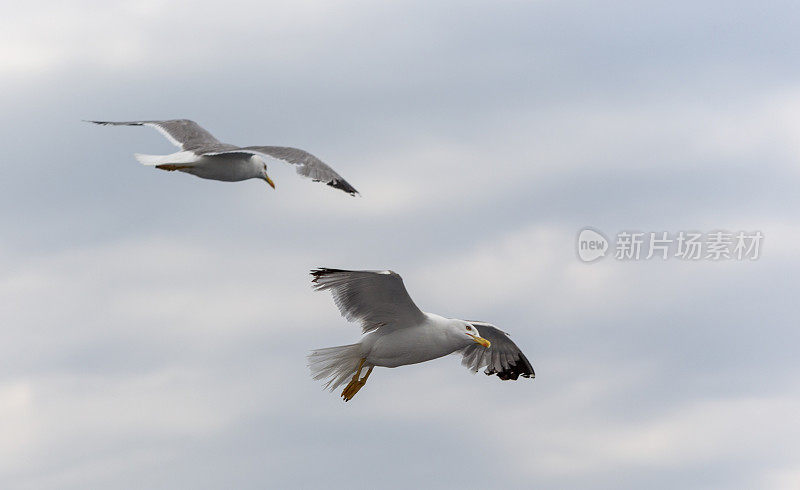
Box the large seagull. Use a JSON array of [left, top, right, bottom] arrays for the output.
[[87, 119, 358, 195], [308, 268, 535, 401]]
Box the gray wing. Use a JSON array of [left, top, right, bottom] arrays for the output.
[[87, 119, 234, 152], [460, 322, 535, 380], [206, 146, 359, 196], [311, 268, 426, 333]]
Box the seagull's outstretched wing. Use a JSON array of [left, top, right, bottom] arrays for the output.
[[206, 146, 359, 196], [460, 322, 534, 380], [87, 119, 233, 152], [311, 268, 426, 333]]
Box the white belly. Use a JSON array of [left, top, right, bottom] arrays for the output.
[[183, 155, 258, 182], [365, 326, 460, 368]]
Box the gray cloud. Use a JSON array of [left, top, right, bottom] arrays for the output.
[[2, 0, 799, 488]]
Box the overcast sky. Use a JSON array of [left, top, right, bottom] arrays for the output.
[[2, 1, 800, 488]]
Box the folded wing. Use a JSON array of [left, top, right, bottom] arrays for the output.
[[460, 322, 534, 380]]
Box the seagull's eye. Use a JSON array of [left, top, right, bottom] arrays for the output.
[[466, 325, 472, 331]]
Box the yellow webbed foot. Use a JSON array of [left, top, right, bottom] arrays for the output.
[[155, 164, 193, 171], [341, 362, 373, 402]]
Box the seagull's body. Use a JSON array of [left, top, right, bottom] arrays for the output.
[[87, 119, 358, 195], [363, 313, 474, 367], [146, 152, 262, 182], [308, 268, 535, 401]]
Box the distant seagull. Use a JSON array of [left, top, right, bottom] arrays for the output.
[[308, 268, 534, 401], [87, 119, 358, 195]]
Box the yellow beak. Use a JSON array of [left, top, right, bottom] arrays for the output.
[[471, 335, 491, 348], [265, 175, 275, 189]]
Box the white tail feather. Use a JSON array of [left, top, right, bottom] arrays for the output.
[[134, 153, 164, 165], [134, 151, 199, 166], [307, 344, 365, 391]]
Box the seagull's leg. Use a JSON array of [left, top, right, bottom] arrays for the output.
[[341, 358, 372, 402], [354, 358, 366, 379], [341, 358, 365, 400], [155, 164, 194, 171], [361, 366, 374, 383], [341, 358, 365, 401]]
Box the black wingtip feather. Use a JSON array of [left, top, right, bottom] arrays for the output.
[[310, 267, 348, 285], [84, 120, 144, 127], [326, 179, 359, 196], [485, 352, 535, 381]]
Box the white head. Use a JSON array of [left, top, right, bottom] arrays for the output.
[[251, 155, 275, 189], [448, 320, 491, 348]]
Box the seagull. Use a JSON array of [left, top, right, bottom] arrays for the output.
[[87, 119, 358, 195], [308, 268, 534, 401]]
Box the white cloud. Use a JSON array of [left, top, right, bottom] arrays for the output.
[[0, 0, 361, 76], [2, 0, 800, 487]]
